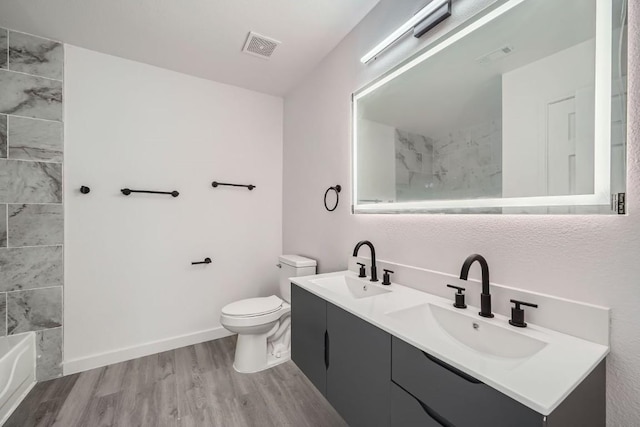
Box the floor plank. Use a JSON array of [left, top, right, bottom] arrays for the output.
[[5, 336, 347, 427]]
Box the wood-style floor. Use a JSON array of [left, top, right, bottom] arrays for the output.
[[6, 336, 347, 427]]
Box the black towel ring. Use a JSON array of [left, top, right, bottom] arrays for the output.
[[324, 185, 342, 212]]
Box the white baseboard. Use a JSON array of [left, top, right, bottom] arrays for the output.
[[63, 327, 235, 375]]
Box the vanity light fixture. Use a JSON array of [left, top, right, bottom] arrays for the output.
[[360, 0, 451, 64]]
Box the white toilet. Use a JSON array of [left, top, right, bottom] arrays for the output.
[[220, 255, 317, 373]]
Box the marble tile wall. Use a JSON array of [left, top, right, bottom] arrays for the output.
[[0, 27, 63, 381], [7, 204, 64, 247], [0, 293, 5, 337], [8, 116, 63, 162], [8, 32, 63, 80], [0, 246, 63, 292], [36, 327, 63, 380], [0, 204, 6, 247], [395, 121, 503, 202], [0, 115, 6, 157], [0, 159, 62, 203], [0, 29, 6, 69]]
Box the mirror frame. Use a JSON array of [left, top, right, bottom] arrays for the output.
[[352, 0, 617, 214]]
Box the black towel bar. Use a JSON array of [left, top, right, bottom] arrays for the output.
[[121, 188, 179, 197], [212, 181, 255, 191]]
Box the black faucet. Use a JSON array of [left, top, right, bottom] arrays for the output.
[[352, 240, 378, 282], [459, 254, 494, 318]]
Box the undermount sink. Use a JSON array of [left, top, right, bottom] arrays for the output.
[[386, 303, 547, 359], [311, 275, 391, 299]]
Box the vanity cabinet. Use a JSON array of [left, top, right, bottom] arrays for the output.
[[291, 284, 391, 427], [292, 283, 605, 427]]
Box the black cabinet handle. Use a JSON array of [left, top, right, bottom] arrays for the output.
[[324, 330, 330, 369], [422, 352, 482, 384], [191, 258, 212, 265], [393, 381, 454, 427], [416, 400, 452, 427], [80, 186, 91, 194]]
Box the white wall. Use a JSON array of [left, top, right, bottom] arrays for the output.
[[64, 46, 283, 372], [357, 119, 396, 202], [283, 1, 640, 426], [502, 40, 595, 197]]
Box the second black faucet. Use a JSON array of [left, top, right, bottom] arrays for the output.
[[459, 254, 494, 318]]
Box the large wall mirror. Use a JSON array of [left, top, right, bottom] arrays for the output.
[[353, 0, 627, 214]]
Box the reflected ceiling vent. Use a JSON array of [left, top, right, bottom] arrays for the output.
[[476, 45, 515, 64], [242, 31, 281, 59]]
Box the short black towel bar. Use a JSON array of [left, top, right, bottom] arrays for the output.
[[192, 258, 212, 265], [121, 188, 179, 197], [212, 181, 255, 191]]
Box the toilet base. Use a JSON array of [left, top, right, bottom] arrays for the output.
[[233, 349, 290, 374], [232, 319, 291, 373]]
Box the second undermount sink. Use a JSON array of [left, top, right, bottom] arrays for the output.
[[386, 303, 547, 359], [311, 275, 391, 299]]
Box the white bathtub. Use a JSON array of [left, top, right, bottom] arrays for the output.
[[0, 333, 36, 425]]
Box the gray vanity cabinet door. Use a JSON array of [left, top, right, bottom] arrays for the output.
[[326, 303, 391, 427], [291, 284, 327, 396], [392, 337, 542, 427], [391, 382, 450, 427]]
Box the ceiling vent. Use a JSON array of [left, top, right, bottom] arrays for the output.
[[242, 31, 281, 59], [476, 45, 515, 65]]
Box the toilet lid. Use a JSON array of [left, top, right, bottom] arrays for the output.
[[222, 295, 283, 317]]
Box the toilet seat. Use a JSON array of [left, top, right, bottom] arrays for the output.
[[222, 295, 283, 318], [220, 297, 290, 329]]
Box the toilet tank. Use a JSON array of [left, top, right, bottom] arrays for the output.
[[279, 255, 317, 303]]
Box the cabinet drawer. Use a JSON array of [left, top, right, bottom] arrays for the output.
[[391, 382, 452, 427], [392, 337, 542, 427]]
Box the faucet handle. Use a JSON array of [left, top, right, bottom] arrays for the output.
[[382, 269, 394, 286], [356, 262, 366, 278], [509, 299, 538, 328], [446, 284, 467, 309]]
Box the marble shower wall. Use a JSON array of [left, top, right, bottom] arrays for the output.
[[395, 120, 502, 202], [0, 28, 63, 381]]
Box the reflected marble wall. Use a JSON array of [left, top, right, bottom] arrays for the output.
[[395, 120, 502, 202], [0, 27, 63, 381]]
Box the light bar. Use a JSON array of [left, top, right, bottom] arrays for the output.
[[360, 0, 449, 64]]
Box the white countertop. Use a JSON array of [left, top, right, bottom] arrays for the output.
[[291, 270, 609, 416]]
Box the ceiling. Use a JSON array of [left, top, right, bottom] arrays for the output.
[[359, 0, 597, 136], [0, 0, 380, 96]]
